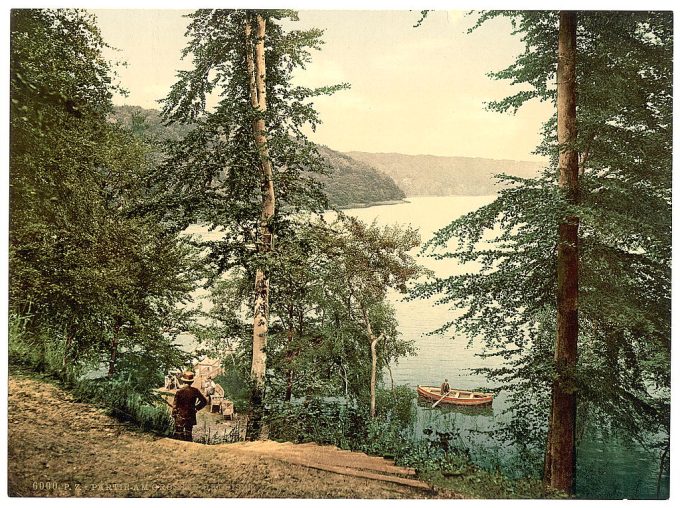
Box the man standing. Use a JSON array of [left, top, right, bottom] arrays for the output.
[[172, 371, 207, 441], [440, 378, 450, 395]]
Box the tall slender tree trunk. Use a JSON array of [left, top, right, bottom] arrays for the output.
[[61, 323, 81, 371], [62, 331, 73, 370], [108, 316, 123, 377], [382, 335, 395, 392], [547, 10, 579, 495], [360, 304, 379, 418], [284, 305, 295, 402], [245, 11, 275, 439]]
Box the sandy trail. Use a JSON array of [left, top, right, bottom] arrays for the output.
[[8, 374, 455, 498]]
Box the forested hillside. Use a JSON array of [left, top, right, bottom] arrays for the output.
[[110, 106, 405, 208], [347, 151, 544, 196], [315, 145, 406, 207]]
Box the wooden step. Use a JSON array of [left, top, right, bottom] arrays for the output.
[[282, 457, 432, 491], [234, 440, 420, 479]]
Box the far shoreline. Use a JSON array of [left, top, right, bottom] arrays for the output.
[[336, 199, 410, 210], [336, 194, 502, 211]]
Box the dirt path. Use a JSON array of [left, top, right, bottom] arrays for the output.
[[8, 375, 456, 498]]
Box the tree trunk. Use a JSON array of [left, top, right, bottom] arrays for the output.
[[382, 335, 395, 393], [656, 441, 670, 498], [284, 305, 295, 402], [62, 332, 73, 370], [108, 317, 122, 377], [548, 10, 579, 495], [369, 337, 378, 418], [285, 369, 294, 402], [360, 304, 378, 418], [341, 363, 349, 396], [245, 11, 275, 440], [61, 322, 82, 371], [543, 396, 554, 486], [108, 337, 118, 376], [386, 362, 395, 393]]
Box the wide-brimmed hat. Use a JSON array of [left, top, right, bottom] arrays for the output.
[[179, 371, 195, 384]]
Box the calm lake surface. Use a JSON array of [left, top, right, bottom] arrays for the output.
[[343, 196, 669, 500]]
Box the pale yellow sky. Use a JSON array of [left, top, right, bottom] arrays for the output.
[[92, 9, 553, 161]]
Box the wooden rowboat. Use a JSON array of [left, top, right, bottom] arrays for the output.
[[417, 385, 494, 406]]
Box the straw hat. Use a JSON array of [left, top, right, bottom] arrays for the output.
[[179, 371, 195, 384]]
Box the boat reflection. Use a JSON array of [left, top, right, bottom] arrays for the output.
[[416, 396, 494, 417]]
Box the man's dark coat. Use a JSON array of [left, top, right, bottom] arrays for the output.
[[173, 385, 208, 426]]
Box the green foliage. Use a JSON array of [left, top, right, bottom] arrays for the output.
[[110, 105, 192, 144], [10, 9, 200, 425], [375, 385, 416, 426], [154, 9, 347, 246], [265, 387, 414, 450], [265, 387, 545, 498], [8, 313, 71, 377], [213, 369, 252, 414], [73, 376, 174, 434], [415, 10, 671, 475], [191, 215, 422, 411], [266, 398, 369, 449], [10, 314, 173, 435]]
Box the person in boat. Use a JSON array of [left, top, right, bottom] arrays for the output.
[[172, 371, 208, 442], [440, 379, 451, 395]]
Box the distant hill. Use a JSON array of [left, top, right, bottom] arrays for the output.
[[109, 106, 405, 209], [315, 146, 405, 208], [346, 151, 545, 196]]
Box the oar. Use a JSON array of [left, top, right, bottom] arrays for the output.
[[432, 390, 451, 408]]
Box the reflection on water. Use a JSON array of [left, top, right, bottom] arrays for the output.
[[343, 196, 669, 499], [415, 397, 494, 418]]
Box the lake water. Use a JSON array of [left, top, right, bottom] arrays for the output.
[[343, 196, 669, 500]]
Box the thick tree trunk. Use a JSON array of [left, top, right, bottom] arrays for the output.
[[543, 394, 555, 485], [547, 10, 579, 495], [245, 12, 275, 440]]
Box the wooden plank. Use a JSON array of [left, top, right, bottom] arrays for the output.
[[282, 457, 432, 491]]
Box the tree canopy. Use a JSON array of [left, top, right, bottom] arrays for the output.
[[9, 9, 200, 380]]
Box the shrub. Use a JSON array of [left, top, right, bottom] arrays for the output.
[[8, 314, 72, 379], [10, 313, 173, 435], [265, 397, 369, 449], [73, 375, 173, 434]]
